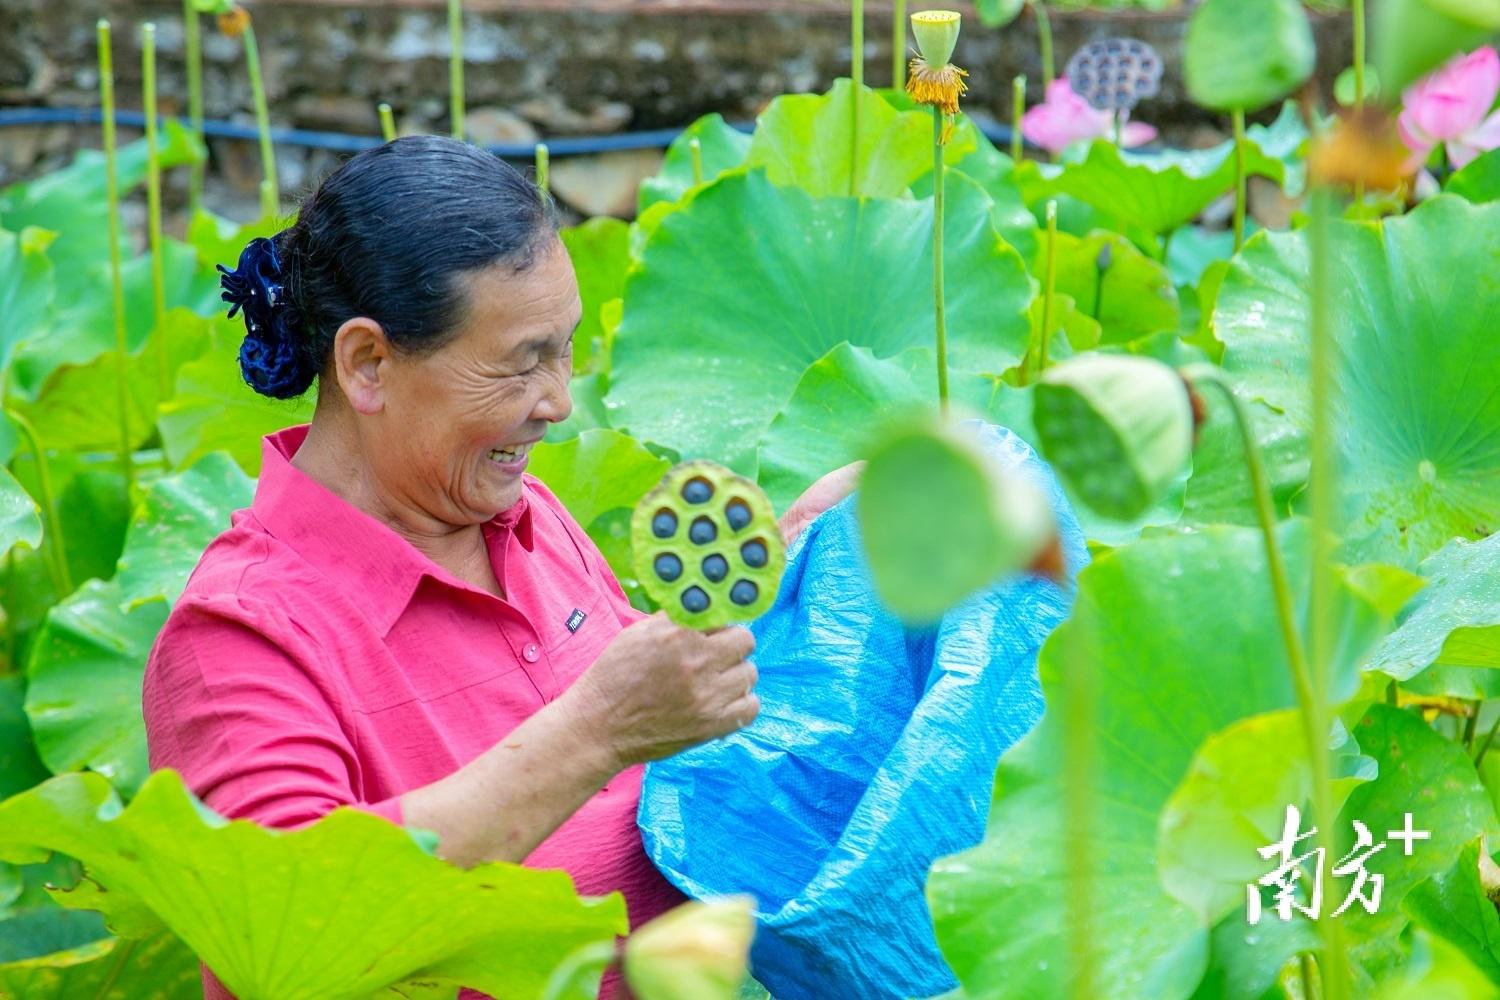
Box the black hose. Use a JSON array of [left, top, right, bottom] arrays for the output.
[[0, 105, 1022, 159]]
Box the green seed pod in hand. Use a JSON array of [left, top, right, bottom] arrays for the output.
[[632, 461, 785, 629], [1032, 354, 1194, 521]]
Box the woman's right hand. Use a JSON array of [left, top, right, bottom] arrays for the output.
[[568, 612, 760, 770]]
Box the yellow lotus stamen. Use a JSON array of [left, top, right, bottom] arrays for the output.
[[906, 57, 968, 143]]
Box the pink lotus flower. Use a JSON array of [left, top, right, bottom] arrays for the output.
[[1399, 46, 1500, 170], [1021, 79, 1158, 156]]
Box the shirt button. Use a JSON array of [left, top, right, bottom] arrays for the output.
[[523, 643, 540, 662]]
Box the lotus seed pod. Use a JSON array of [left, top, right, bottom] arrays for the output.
[[1033, 354, 1194, 521], [911, 10, 961, 68], [858, 418, 1056, 625], [632, 460, 786, 629], [1065, 37, 1163, 112], [623, 897, 756, 1000]]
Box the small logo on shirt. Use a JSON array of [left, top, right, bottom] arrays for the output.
[[566, 609, 587, 633]]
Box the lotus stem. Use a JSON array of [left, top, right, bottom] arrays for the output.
[[1475, 713, 1500, 767], [1193, 366, 1345, 1000], [5, 410, 72, 599], [851, 0, 864, 197], [142, 23, 170, 407], [1307, 182, 1350, 1000], [892, 0, 907, 88], [1232, 108, 1247, 251], [242, 24, 278, 216], [535, 143, 550, 196], [97, 19, 135, 498], [1011, 75, 1026, 162], [1033, 1, 1055, 87], [1063, 616, 1097, 1000], [1352, 0, 1366, 110], [448, 0, 465, 139], [378, 102, 396, 142], [182, 0, 204, 211], [932, 105, 949, 418], [1038, 201, 1058, 376], [1353, 0, 1367, 205], [690, 137, 704, 186]]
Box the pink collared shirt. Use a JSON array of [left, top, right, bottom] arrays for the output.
[[142, 424, 686, 999]]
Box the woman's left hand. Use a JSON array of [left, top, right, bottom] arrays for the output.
[[778, 462, 864, 548]]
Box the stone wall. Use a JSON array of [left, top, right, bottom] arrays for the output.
[[1, 0, 1353, 220]]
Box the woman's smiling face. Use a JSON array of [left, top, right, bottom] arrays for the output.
[[369, 236, 581, 526]]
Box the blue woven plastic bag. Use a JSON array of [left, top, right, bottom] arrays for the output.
[[638, 422, 1090, 1000]]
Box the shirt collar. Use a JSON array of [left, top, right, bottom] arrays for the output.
[[251, 424, 535, 635]]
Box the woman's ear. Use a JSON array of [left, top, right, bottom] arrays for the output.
[[331, 316, 393, 415]]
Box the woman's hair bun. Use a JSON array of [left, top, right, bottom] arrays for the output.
[[217, 232, 315, 399]]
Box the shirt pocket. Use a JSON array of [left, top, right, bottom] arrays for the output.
[[543, 584, 618, 694]]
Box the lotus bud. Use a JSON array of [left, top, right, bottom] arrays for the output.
[[1032, 355, 1194, 521], [632, 461, 785, 629], [858, 416, 1056, 624], [623, 897, 756, 1000]]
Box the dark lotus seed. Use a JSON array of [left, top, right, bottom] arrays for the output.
[[702, 554, 729, 582], [682, 586, 710, 613], [730, 580, 759, 606], [741, 539, 768, 568], [682, 478, 713, 504], [725, 499, 752, 531], [652, 509, 677, 538], [654, 553, 683, 582], [689, 516, 717, 544]]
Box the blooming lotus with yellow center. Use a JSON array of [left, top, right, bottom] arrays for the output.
[[906, 9, 967, 144]]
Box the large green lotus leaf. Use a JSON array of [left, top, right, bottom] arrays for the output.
[[1336, 704, 1499, 983], [9, 237, 221, 401], [0, 674, 49, 799], [0, 463, 42, 562], [1157, 709, 1376, 925], [756, 343, 1025, 512], [0, 121, 204, 306], [24, 579, 166, 794], [1166, 225, 1248, 289], [9, 449, 130, 606], [1210, 195, 1500, 569], [1188, 905, 1317, 1000], [159, 345, 316, 475], [1447, 149, 1500, 206], [185, 207, 282, 272], [608, 169, 1033, 471], [528, 428, 670, 531], [1403, 838, 1500, 985], [911, 129, 1039, 262], [743, 80, 978, 199], [1372, 929, 1500, 1000], [25, 453, 253, 794], [15, 307, 220, 454], [1020, 104, 1306, 235], [1368, 535, 1500, 681], [637, 113, 752, 213], [0, 921, 200, 1000], [1180, 390, 1309, 528], [1184, 0, 1315, 113], [114, 451, 253, 610], [1044, 231, 1179, 345], [0, 225, 56, 377], [560, 217, 628, 374], [927, 523, 1389, 1000], [0, 907, 107, 962], [0, 769, 628, 1000]]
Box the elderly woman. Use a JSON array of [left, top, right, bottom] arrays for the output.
[[142, 136, 856, 1000]]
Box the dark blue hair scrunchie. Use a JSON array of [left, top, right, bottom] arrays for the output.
[[218, 236, 308, 399]]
